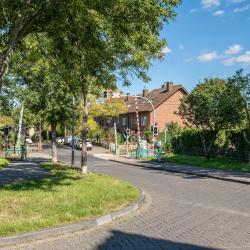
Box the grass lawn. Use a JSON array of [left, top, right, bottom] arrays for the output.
[[0, 162, 139, 237], [162, 154, 250, 173], [0, 158, 9, 169]]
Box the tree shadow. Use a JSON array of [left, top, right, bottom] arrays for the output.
[[96, 230, 219, 250], [0, 163, 81, 191]]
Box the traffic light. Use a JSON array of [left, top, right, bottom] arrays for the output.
[[153, 126, 158, 136], [103, 91, 108, 98]]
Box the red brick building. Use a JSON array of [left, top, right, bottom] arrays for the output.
[[98, 82, 188, 138]]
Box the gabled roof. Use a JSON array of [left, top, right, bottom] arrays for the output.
[[126, 84, 188, 113]]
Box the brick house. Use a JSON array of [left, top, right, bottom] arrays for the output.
[[98, 82, 188, 138]]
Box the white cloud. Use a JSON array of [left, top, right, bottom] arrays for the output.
[[179, 45, 184, 50], [236, 51, 250, 65], [225, 44, 243, 55], [190, 8, 197, 13], [184, 57, 194, 63], [222, 51, 250, 66], [201, 0, 220, 9], [234, 4, 250, 12], [222, 57, 236, 66], [161, 46, 171, 55], [213, 10, 225, 16], [197, 51, 218, 62]]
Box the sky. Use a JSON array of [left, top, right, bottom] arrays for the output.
[[118, 0, 250, 94]]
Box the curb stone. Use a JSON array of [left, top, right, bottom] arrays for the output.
[[109, 159, 250, 186], [0, 191, 145, 248]]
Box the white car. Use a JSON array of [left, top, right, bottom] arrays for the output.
[[64, 136, 72, 145], [56, 137, 64, 144], [77, 139, 92, 150], [25, 138, 33, 144]]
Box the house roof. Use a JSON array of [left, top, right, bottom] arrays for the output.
[[126, 84, 188, 113]]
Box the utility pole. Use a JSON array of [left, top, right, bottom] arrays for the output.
[[71, 95, 75, 167], [114, 121, 118, 156], [16, 104, 24, 148], [38, 119, 42, 150]]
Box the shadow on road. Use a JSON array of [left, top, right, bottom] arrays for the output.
[[96, 230, 219, 250]]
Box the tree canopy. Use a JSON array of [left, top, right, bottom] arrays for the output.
[[179, 78, 245, 157]]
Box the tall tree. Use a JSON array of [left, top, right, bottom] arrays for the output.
[[227, 70, 250, 159], [10, 34, 72, 162], [179, 78, 245, 158], [48, 0, 181, 173]]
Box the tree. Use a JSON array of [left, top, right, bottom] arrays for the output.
[[227, 69, 250, 161], [179, 78, 245, 158], [9, 34, 72, 162], [48, 0, 181, 173], [0, 0, 69, 91]]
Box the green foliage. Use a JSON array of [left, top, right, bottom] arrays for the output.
[[162, 154, 250, 173], [0, 158, 9, 169], [144, 127, 153, 142], [179, 78, 245, 157]]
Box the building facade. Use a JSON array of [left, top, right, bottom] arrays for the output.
[[98, 82, 188, 139]]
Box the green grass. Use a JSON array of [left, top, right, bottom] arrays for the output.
[[0, 162, 139, 237], [162, 154, 250, 173], [0, 158, 9, 169]]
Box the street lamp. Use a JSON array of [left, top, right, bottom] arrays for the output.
[[71, 95, 75, 167]]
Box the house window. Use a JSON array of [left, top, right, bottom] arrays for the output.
[[116, 117, 119, 124], [121, 117, 127, 126], [131, 115, 136, 124], [141, 116, 147, 126]]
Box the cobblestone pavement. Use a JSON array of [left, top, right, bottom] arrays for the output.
[[5, 146, 250, 250]]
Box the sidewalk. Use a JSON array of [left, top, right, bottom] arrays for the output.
[[94, 153, 250, 185]]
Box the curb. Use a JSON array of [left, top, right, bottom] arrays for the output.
[[109, 159, 250, 186], [0, 191, 145, 248]]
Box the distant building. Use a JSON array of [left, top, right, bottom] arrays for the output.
[[97, 82, 188, 138]]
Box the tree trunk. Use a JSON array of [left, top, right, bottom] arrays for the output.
[[64, 125, 67, 138], [51, 122, 57, 163], [81, 95, 89, 174]]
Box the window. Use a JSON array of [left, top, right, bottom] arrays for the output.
[[131, 115, 137, 124], [141, 116, 147, 126], [121, 117, 127, 126]]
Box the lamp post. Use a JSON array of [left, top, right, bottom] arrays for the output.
[[71, 95, 75, 167]]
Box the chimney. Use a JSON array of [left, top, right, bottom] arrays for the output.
[[165, 82, 173, 91], [143, 89, 149, 97]]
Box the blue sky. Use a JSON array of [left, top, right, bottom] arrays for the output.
[[118, 0, 250, 94]]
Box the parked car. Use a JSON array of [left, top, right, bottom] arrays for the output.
[[69, 136, 79, 147], [76, 139, 92, 150], [25, 138, 33, 144], [56, 137, 64, 144], [64, 136, 72, 145]]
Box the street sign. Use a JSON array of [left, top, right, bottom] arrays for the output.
[[125, 128, 130, 135]]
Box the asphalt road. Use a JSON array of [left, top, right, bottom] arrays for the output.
[[8, 146, 250, 250]]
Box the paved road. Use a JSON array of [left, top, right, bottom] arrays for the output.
[[8, 146, 250, 250]]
